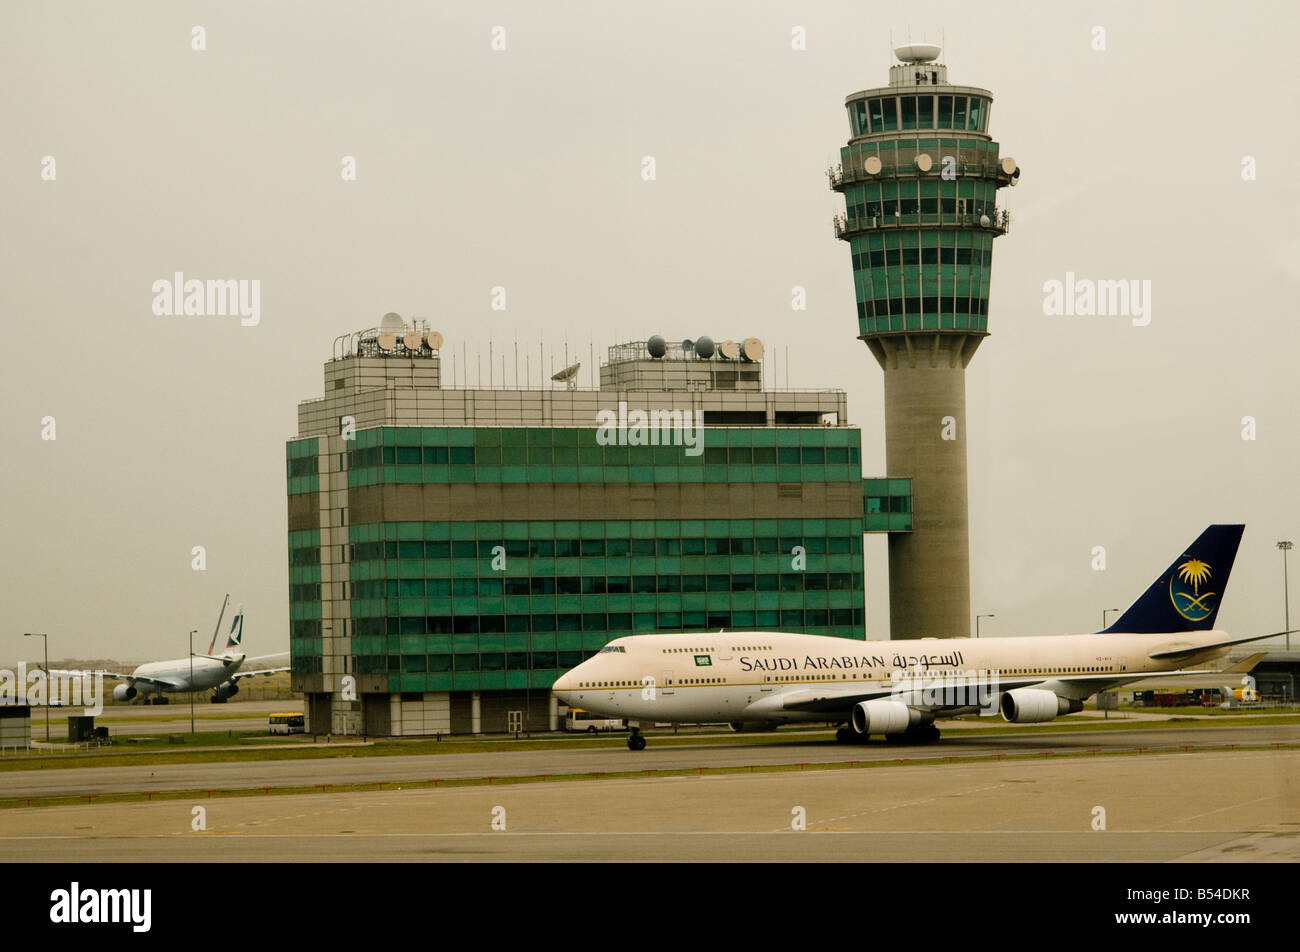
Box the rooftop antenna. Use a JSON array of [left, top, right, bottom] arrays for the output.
[[206, 594, 230, 656], [551, 362, 581, 391]]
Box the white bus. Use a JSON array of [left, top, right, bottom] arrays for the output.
[[565, 708, 626, 733], [268, 712, 305, 735]]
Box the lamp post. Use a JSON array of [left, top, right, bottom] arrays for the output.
[[189, 629, 197, 735], [976, 614, 995, 638], [23, 633, 49, 742], [1102, 608, 1120, 630], [1279, 541, 1293, 651]]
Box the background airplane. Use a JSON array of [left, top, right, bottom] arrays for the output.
[[92, 597, 288, 705], [554, 525, 1288, 749]]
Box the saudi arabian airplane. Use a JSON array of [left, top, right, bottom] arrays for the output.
[[95, 597, 289, 705], [553, 524, 1287, 750]]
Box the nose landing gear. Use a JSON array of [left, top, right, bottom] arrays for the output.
[[626, 727, 647, 751]]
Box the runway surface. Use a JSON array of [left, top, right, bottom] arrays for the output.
[[1, 748, 1294, 861], [4, 723, 1295, 799]]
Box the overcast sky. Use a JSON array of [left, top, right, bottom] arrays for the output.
[[3, 1, 1298, 661]]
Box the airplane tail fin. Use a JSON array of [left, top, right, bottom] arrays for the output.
[[1101, 524, 1244, 634], [224, 605, 245, 651]]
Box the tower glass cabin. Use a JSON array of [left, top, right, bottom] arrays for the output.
[[830, 45, 1019, 638]]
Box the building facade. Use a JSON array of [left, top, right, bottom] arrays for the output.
[[288, 320, 907, 735]]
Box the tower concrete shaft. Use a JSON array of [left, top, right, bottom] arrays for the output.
[[831, 46, 1018, 638]]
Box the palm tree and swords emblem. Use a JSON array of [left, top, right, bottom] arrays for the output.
[[1169, 557, 1216, 621]]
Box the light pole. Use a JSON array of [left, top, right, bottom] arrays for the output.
[[189, 629, 197, 735], [1102, 607, 1120, 630], [976, 613, 995, 638], [23, 633, 49, 742], [1279, 541, 1293, 651]]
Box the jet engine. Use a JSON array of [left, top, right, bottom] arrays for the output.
[[851, 698, 921, 735], [728, 720, 780, 732], [211, 681, 239, 702], [999, 688, 1083, 723], [113, 683, 137, 702]]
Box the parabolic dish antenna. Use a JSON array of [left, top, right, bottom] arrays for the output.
[[551, 362, 581, 390]]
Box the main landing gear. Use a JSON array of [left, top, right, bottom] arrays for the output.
[[885, 724, 941, 745], [626, 727, 647, 751], [835, 724, 941, 744]]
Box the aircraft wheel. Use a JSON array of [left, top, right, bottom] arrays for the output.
[[627, 734, 646, 751], [835, 727, 856, 744]]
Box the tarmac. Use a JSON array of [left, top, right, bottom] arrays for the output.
[[1, 747, 1294, 861], [4, 722, 1294, 799]]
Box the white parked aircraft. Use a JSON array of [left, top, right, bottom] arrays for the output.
[[553, 525, 1286, 750], [96, 597, 288, 705]]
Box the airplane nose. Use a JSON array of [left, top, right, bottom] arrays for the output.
[[553, 672, 576, 693]]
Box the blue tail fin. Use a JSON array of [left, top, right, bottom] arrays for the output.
[[1102, 525, 1244, 633]]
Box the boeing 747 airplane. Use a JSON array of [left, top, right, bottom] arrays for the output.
[[553, 525, 1284, 750]]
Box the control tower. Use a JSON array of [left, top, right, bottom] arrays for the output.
[[830, 44, 1019, 638]]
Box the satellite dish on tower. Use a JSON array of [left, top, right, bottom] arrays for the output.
[[551, 362, 581, 390], [425, 331, 444, 351], [718, 340, 740, 360], [379, 312, 406, 333], [403, 332, 423, 351], [863, 156, 882, 175], [694, 336, 715, 359], [377, 332, 398, 351], [741, 337, 764, 362], [647, 335, 667, 358]]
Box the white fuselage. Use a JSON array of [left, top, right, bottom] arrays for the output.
[[130, 654, 243, 695], [551, 630, 1232, 725]]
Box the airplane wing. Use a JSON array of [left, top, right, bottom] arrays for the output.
[[230, 665, 289, 682], [769, 669, 1228, 717], [1146, 628, 1296, 660], [76, 670, 186, 690]]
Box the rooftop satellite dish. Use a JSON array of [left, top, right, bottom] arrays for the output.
[[694, 336, 715, 359], [403, 331, 423, 351], [681, 339, 694, 352], [863, 155, 882, 175], [1000, 156, 1017, 175], [377, 332, 398, 351], [741, 337, 764, 362], [914, 153, 933, 173], [647, 335, 667, 358], [551, 361, 581, 390], [979, 213, 991, 227], [718, 340, 740, 360], [379, 312, 406, 333], [425, 330, 444, 350], [894, 43, 941, 64]]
